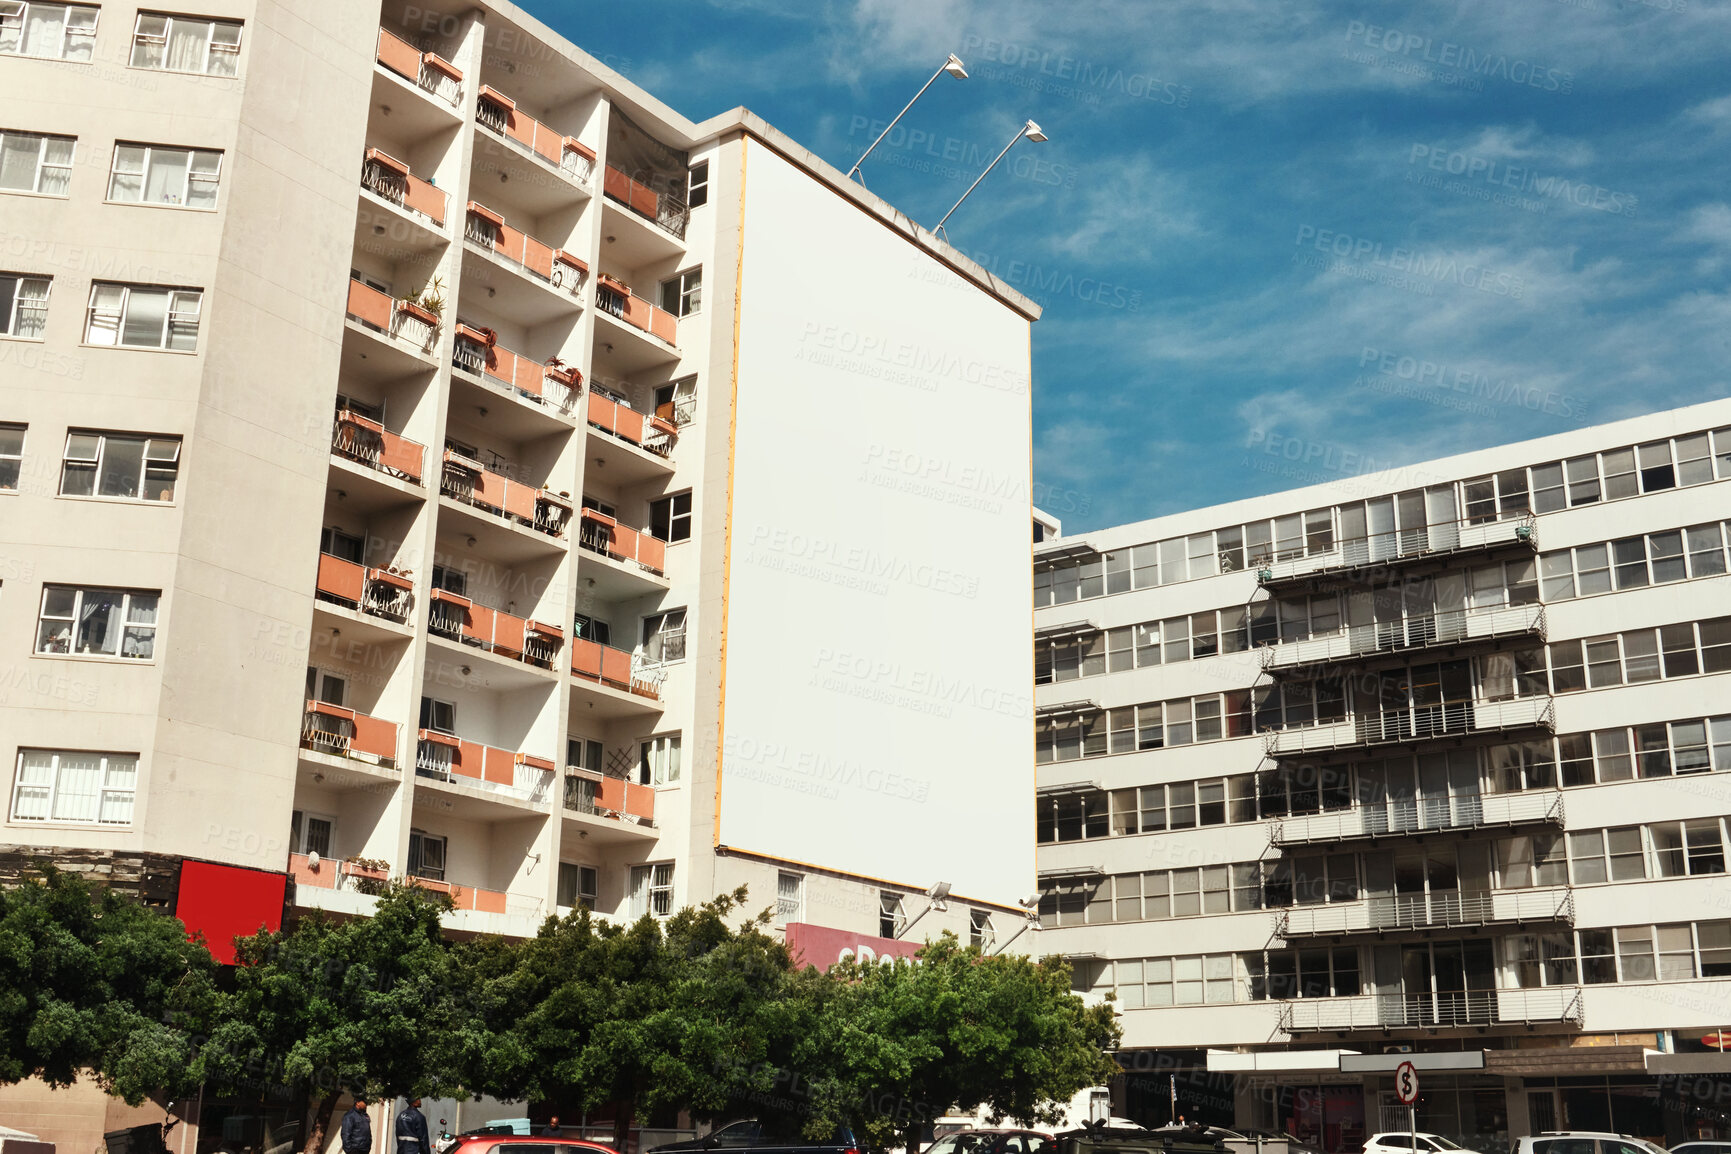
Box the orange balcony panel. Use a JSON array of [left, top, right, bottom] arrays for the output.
[[636, 532, 666, 573], [470, 887, 508, 915], [463, 601, 496, 647], [403, 173, 447, 227], [375, 29, 421, 82], [317, 553, 365, 604], [455, 740, 487, 780], [350, 712, 399, 762], [623, 781, 656, 823], [378, 429, 424, 484], [490, 610, 527, 657], [603, 165, 630, 203], [571, 637, 602, 680], [480, 745, 514, 786], [648, 305, 677, 345], [346, 279, 394, 330], [596, 775, 626, 813], [289, 852, 338, 890], [599, 644, 631, 688]]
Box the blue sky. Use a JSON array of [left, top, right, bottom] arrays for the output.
[[523, 0, 1731, 533]]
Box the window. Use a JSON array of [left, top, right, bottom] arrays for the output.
[[0, 423, 21, 489], [969, 909, 995, 951], [628, 863, 674, 918], [558, 862, 598, 910], [649, 492, 692, 543], [1686, 524, 1727, 577], [1602, 448, 1638, 500], [572, 613, 610, 646], [686, 160, 709, 208], [130, 12, 241, 76], [659, 268, 702, 317], [288, 809, 334, 856], [319, 526, 363, 564], [306, 667, 345, 706], [407, 830, 446, 880], [429, 564, 467, 597], [1638, 441, 1676, 492], [879, 890, 906, 937], [639, 734, 680, 786], [60, 431, 180, 501], [0, 2, 99, 61], [1565, 455, 1600, 505], [0, 273, 50, 338], [85, 283, 202, 350], [418, 696, 455, 734], [0, 130, 74, 195], [108, 143, 222, 209], [654, 376, 698, 427], [36, 585, 159, 658], [776, 871, 803, 925], [642, 608, 686, 662], [11, 750, 137, 824]]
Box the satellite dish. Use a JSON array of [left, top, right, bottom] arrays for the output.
[[307, 851, 322, 869]]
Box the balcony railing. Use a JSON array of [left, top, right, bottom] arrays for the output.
[[1276, 886, 1574, 937], [408, 875, 543, 918], [439, 450, 573, 538], [451, 326, 580, 416], [577, 507, 666, 576], [331, 409, 424, 485], [1280, 986, 1583, 1032], [415, 730, 555, 804], [587, 392, 676, 457], [315, 552, 415, 623], [463, 201, 586, 296], [1271, 789, 1564, 846], [345, 277, 439, 354], [374, 28, 464, 106], [571, 637, 666, 699], [1261, 603, 1546, 673], [562, 767, 656, 826], [1258, 514, 1537, 587], [1263, 695, 1555, 757], [594, 275, 678, 346], [427, 588, 564, 670], [360, 148, 447, 228], [475, 86, 595, 185], [300, 700, 399, 767], [602, 164, 689, 240], [288, 853, 389, 894]]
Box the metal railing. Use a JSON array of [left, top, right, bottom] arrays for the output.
[[1281, 986, 1582, 1032], [1277, 886, 1574, 936], [1259, 513, 1538, 585], [1262, 603, 1547, 671], [475, 87, 594, 187], [1264, 695, 1555, 756], [1272, 789, 1563, 845], [415, 739, 555, 805]]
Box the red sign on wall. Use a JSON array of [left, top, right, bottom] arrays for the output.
[[175, 859, 287, 964], [784, 922, 924, 970]]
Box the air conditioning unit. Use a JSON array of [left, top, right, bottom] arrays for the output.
[[1382, 1044, 1413, 1054]]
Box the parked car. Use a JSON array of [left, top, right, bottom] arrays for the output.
[[446, 1136, 614, 1154], [1363, 1132, 1486, 1154], [1151, 1125, 1320, 1154], [649, 1121, 861, 1154], [1670, 1143, 1731, 1154], [1055, 1124, 1227, 1154], [923, 1130, 1056, 1154], [1508, 1135, 1668, 1154]]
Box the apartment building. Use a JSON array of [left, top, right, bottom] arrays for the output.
[[0, 0, 1040, 1143], [1033, 400, 1731, 1153]]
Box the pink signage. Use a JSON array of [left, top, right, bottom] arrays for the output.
[[784, 921, 924, 969]]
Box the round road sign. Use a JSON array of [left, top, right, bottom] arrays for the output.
[[1395, 1061, 1420, 1105]]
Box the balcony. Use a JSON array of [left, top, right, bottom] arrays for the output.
[[345, 277, 440, 363], [1271, 789, 1564, 847], [331, 408, 425, 494], [472, 86, 594, 212], [569, 637, 667, 715], [577, 508, 669, 598], [427, 588, 563, 678], [1261, 604, 1546, 674], [561, 769, 658, 844], [461, 201, 587, 326], [594, 276, 679, 372], [408, 875, 544, 924], [299, 700, 400, 769], [372, 28, 463, 138], [1280, 986, 1583, 1034], [588, 391, 676, 461], [314, 552, 415, 631], [1276, 886, 1574, 939], [1263, 695, 1555, 758], [450, 326, 579, 422], [439, 450, 573, 555], [358, 148, 449, 251], [415, 730, 556, 809], [1258, 514, 1538, 593], [288, 854, 390, 916]]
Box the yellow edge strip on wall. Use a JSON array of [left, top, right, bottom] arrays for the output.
[[713, 135, 749, 849]]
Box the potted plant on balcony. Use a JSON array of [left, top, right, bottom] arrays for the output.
[[345, 857, 391, 896], [399, 276, 444, 326], [544, 355, 582, 387]]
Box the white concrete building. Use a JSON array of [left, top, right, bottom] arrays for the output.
[[1032, 399, 1731, 1152], [0, 0, 1039, 1144]]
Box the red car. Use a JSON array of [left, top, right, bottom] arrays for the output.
[[448, 1137, 616, 1154]]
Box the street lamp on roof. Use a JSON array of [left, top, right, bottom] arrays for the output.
[[847, 53, 969, 183], [932, 119, 1048, 241]]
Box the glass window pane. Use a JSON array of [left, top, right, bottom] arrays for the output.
[[120, 289, 167, 347]]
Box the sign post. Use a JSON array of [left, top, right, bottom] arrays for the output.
[[1395, 1061, 1420, 1154]]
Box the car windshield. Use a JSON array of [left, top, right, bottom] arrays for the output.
[[1431, 1139, 1464, 1151]]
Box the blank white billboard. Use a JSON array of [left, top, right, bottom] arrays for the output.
[[718, 140, 1036, 905]]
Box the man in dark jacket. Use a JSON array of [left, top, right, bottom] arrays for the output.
[[397, 1098, 432, 1154], [340, 1099, 372, 1154]]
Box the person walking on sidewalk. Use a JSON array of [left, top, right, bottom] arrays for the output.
[[341, 1098, 373, 1154]]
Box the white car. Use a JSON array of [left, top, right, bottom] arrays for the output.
[[1363, 1133, 1484, 1154], [1508, 1134, 1668, 1154]]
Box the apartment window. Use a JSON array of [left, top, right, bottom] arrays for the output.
[[407, 830, 446, 881], [11, 749, 137, 824], [686, 160, 709, 208], [1638, 441, 1676, 492], [0, 130, 73, 195], [969, 909, 995, 950], [319, 526, 363, 564], [288, 809, 334, 857], [418, 696, 455, 734], [775, 871, 804, 925], [653, 376, 698, 426], [642, 608, 686, 662], [879, 890, 906, 938], [572, 613, 610, 646], [629, 862, 674, 918], [639, 734, 680, 786], [85, 283, 202, 350], [108, 143, 222, 209], [60, 431, 180, 501], [659, 268, 702, 317], [0, 2, 99, 61], [0, 423, 21, 489], [558, 862, 598, 910], [1686, 524, 1728, 577], [649, 492, 692, 543], [0, 273, 50, 338], [130, 11, 242, 76], [37, 585, 159, 659], [1601, 448, 1638, 500], [305, 667, 346, 706], [429, 564, 467, 597]]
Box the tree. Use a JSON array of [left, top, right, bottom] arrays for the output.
[[202, 882, 470, 1154], [0, 865, 219, 1105], [791, 936, 1122, 1150]]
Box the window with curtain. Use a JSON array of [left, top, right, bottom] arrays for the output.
[[109, 143, 222, 208], [0, 423, 22, 490], [11, 750, 137, 824], [0, 130, 74, 194], [36, 585, 160, 658], [0, 273, 50, 338], [629, 862, 674, 917], [0, 2, 99, 61], [775, 872, 804, 924], [639, 734, 680, 786], [60, 431, 181, 501], [85, 282, 203, 350], [130, 12, 241, 75]]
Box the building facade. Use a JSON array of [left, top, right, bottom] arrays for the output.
[[1033, 400, 1731, 1152], [0, 0, 1040, 1145]]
